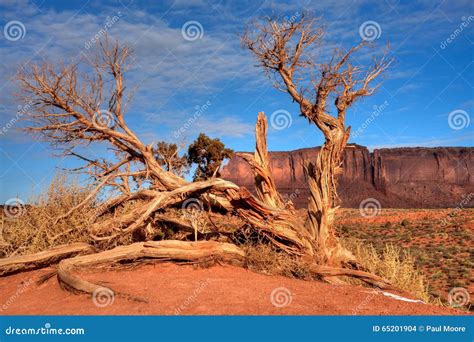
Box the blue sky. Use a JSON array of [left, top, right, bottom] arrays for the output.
[[0, 0, 473, 202]]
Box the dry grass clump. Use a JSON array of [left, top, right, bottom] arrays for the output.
[[244, 243, 311, 279], [342, 238, 431, 302], [0, 175, 242, 257], [1, 174, 94, 257]]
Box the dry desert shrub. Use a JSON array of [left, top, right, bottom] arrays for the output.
[[1, 174, 93, 257], [342, 238, 430, 302], [244, 243, 311, 279]]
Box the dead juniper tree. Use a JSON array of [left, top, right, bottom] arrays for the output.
[[242, 15, 392, 265], [15, 36, 311, 247], [5, 35, 404, 297]]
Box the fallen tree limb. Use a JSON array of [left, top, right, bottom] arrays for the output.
[[227, 187, 315, 257], [57, 240, 245, 294], [154, 214, 194, 233], [91, 190, 159, 222], [0, 243, 94, 277], [309, 265, 413, 297], [90, 178, 239, 239]]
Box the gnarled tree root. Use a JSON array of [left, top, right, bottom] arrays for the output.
[[57, 240, 245, 295], [0, 243, 94, 277]]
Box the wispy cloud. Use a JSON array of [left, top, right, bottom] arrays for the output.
[[367, 132, 474, 150]]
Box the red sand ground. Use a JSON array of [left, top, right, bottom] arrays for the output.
[[0, 263, 465, 315]]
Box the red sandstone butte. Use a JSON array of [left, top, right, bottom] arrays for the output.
[[221, 145, 474, 208]]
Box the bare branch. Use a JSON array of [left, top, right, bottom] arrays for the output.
[[243, 15, 392, 137], [17, 36, 187, 193]]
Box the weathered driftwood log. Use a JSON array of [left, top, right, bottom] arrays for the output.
[[0, 243, 93, 277], [57, 240, 245, 294]]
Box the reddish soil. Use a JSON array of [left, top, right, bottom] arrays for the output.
[[337, 208, 469, 226], [337, 208, 474, 301], [0, 263, 465, 315]]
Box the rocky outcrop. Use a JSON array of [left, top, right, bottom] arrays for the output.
[[221, 145, 474, 208]]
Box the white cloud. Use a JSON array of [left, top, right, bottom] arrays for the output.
[[194, 116, 254, 137], [0, 2, 257, 139]]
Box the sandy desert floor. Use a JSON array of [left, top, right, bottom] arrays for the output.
[[0, 263, 466, 315]]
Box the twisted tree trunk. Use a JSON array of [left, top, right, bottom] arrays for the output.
[[242, 15, 391, 266], [305, 126, 353, 265]]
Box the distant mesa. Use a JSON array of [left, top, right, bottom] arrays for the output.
[[221, 144, 474, 208]]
